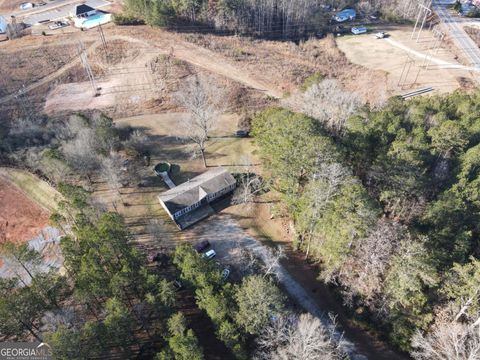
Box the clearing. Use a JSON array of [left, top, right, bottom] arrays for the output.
[[0, 177, 50, 244], [337, 26, 478, 94]]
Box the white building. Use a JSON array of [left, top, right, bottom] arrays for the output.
[[0, 16, 8, 34]]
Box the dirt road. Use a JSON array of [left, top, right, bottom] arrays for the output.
[[183, 213, 409, 360]]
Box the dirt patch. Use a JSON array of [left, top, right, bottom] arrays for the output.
[[0, 0, 25, 13], [0, 43, 81, 97], [0, 178, 49, 244]]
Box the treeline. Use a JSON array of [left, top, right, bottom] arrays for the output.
[[251, 90, 480, 355], [121, 0, 337, 38], [119, 0, 413, 38], [0, 185, 203, 359]]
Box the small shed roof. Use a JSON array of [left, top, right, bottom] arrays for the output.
[[159, 167, 236, 215]]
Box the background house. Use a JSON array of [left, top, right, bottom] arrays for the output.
[[158, 167, 236, 229], [0, 16, 7, 34]]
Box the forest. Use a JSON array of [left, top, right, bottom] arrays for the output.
[[252, 91, 480, 356]]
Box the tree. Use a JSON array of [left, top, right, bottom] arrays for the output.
[[101, 153, 126, 195], [300, 79, 361, 137], [428, 120, 468, 158], [384, 238, 439, 350], [339, 220, 405, 307], [0, 241, 42, 285], [166, 312, 204, 360], [232, 156, 267, 205], [256, 313, 344, 360], [412, 307, 480, 360], [176, 76, 223, 168], [235, 275, 285, 335]]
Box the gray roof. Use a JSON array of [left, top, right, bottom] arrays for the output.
[[159, 167, 236, 215]]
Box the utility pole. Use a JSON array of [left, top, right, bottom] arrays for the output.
[[398, 55, 415, 89], [98, 23, 108, 59], [78, 41, 99, 96], [411, 0, 432, 42], [423, 28, 445, 70]]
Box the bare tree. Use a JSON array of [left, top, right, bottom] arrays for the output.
[[62, 128, 99, 184], [339, 220, 406, 308], [412, 307, 480, 360], [301, 79, 361, 137], [232, 155, 267, 205], [256, 313, 345, 360], [262, 246, 286, 279], [176, 75, 223, 167], [101, 153, 125, 194]]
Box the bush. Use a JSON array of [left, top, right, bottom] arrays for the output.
[[113, 14, 145, 25]]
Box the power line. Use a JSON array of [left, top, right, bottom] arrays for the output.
[[78, 41, 99, 97]]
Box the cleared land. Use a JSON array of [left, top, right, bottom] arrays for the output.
[[0, 176, 49, 244], [337, 26, 477, 94]]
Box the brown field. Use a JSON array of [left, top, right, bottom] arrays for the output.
[[337, 25, 478, 95], [0, 177, 49, 244]]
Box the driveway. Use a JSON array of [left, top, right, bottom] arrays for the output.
[[433, 0, 480, 67], [183, 213, 406, 360]]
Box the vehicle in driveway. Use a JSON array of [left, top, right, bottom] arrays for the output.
[[48, 21, 68, 30], [235, 130, 249, 138], [222, 268, 230, 280], [203, 249, 216, 259], [375, 31, 387, 39], [352, 26, 368, 35], [193, 240, 210, 253], [20, 2, 34, 10]]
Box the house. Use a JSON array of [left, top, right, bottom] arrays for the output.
[[334, 8, 356, 22], [0, 16, 7, 34], [158, 167, 236, 229], [70, 4, 97, 19]]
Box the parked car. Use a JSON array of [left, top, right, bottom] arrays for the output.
[[202, 249, 216, 260], [48, 21, 68, 30], [193, 240, 210, 253], [173, 280, 183, 290], [375, 31, 387, 39], [222, 268, 230, 280], [351, 26, 368, 35], [235, 130, 249, 138], [20, 2, 34, 10]]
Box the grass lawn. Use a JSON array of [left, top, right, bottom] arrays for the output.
[[0, 167, 61, 212]]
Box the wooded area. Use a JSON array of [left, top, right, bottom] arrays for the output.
[[252, 90, 480, 355]]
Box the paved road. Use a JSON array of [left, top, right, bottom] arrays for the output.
[[433, 0, 480, 67]]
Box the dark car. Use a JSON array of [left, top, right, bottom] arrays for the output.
[[235, 130, 250, 138], [193, 240, 210, 253]]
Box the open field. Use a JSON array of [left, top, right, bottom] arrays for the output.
[[0, 176, 49, 243], [0, 167, 60, 211], [337, 25, 478, 94]]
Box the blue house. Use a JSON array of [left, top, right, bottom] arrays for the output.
[[334, 9, 356, 22]]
